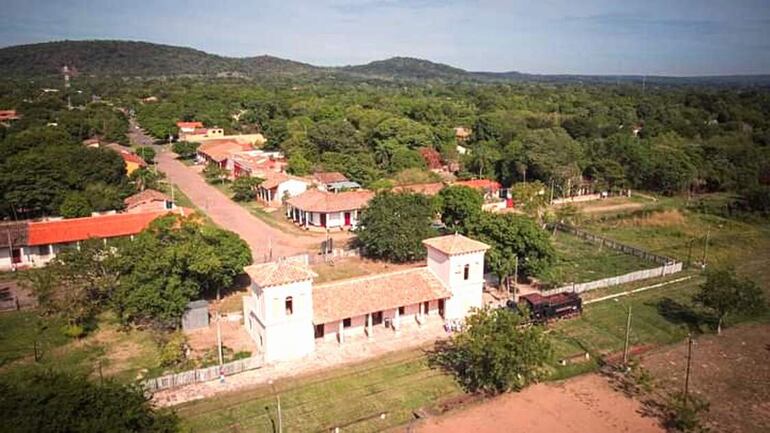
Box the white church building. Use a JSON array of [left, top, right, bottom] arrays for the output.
[[242, 233, 490, 363]]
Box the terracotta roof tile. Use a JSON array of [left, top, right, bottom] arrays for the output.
[[197, 140, 253, 162], [286, 189, 373, 213], [456, 179, 502, 192], [312, 172, 348, 184], [124, 189, 170, 209], [422, 233, 490, 256], [393, 182, 445, 196], [118, 150, 147, 166], [176, 121, 203, 128], [27, 210, 183, 246], [313, 267, 451, 324], [245, 261, 318, 288]]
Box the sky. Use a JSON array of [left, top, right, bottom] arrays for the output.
[[1, 0, 769, 76]]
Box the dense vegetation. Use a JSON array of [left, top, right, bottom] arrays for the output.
[[0, 90, 132, 218], [26, 215, 251, 333], [122, 77, 770, 205], [0, 371, 179, 433]]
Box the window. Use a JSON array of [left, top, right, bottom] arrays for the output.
[[343, 318, 352, 328], [398, 306, 405, 315], [372, 311, 383, 325], [285, 296, 293, 315], [11, 248, 21, 264], [38, 245, 50, 256], [314, 324, 324, 339], [463, 264, 470, 280], [424, 301, 430, 315]]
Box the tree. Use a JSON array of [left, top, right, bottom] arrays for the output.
[[136, 146, 156, 163], [202, 164, 229, 185], [436, 185, 483, 230], [430, 307, 552, 394], [129, 167, 164, 192], [171, 141, 199, 160], [0, 371, 179, 433], [693, 268, 764, 334], [287, 153, 312, 175], [466, 213, 555, 284], [356, 191, 437, 263], [113, 215, 251, 328], [59, 192, 93, 218], [231, 176, 263, 201], [510, 181, 549, 221]]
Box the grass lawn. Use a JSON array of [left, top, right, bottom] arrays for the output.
[[537, 232, 657, 287], [178, 348, 463, 433], [311, 258, 421, 284], [0, 311, 164, 382]]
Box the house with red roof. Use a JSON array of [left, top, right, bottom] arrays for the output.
[[124, 189, 174, 213], [254, 171, 310, 207], [242, 233, 490, 362], [0, 209, 187, 270], [285, 189, 374, 230], [196, 140, 254, 168]]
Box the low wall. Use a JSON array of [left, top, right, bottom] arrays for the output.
[[142, 356, 263, 393]]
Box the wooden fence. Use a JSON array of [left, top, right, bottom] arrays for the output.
[[142, 356, 263, 392], [552, 223, 676, 265]]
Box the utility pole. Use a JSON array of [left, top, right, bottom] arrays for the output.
[[683, 334, 694, 409], [549, 180, 555, 204], [701, 230, 710, 268], [269, 380, 283, 433], [622, 303, 633, 367], [216, 311, 224, 382]]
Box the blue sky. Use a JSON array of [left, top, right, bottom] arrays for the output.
[[1, 0, 769, 75]]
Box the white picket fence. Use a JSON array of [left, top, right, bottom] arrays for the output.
[[142, 356, 263, 392], [541, 261, 683, 297]]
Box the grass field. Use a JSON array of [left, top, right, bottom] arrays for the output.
[[0, 311, 164, 382], [537, 232, 656, 287]]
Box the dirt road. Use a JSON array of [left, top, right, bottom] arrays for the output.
[[156, 149, 311, 261], [127, 119, 312, 261], [413, 374, 663, 433]]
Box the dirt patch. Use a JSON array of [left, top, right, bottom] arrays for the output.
[[185, 319, 255, 357], [640, 323, 770, 433], [311, 257, 423, 284], [411, 374, 664, 433]]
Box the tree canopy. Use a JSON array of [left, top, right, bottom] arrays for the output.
[[693, 268, 765, 334]]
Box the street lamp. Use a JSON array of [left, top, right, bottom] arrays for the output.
[[268, 379, 283, 433]]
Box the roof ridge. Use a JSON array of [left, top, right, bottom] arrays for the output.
[[315, 266, 428, 289]]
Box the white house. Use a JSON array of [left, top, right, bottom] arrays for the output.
[[242, 233, 490, 363], [255, 171, 310, 206], [285, 189, 374, 230]]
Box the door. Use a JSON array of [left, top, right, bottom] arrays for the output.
[[438, 299, 445, 318], [320, 213, 326, 227], [344, 212, 351, 226], [423, 301, 430, 316], [11, 248, 21, 264], [314, 324, 324, 339]]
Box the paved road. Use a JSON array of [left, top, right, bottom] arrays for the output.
[[128, 119, 311, 261]]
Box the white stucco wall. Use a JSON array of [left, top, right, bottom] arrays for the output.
[[427, 246, 485, 320], [276, 180, 308, 203], [249, 279, 315, 363]]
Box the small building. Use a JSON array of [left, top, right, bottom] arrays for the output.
[[242, 233, 490, 363], [285, 189, 374, 230], [176, 121, 204, 136], [394, 179, 502, 201], [311, 172, 349, 191], [196, 140, 253, 168], [117, 149, 147, 175], [0, 222, 29, 271], [454, 126, 471, 142], [255, 171, 310, 206], [0, 110, 21, 123], [419, 147, 443, 170], [124, 189, 174, 213], [182, 300, 210, 331], [229, 150, 286, 178]]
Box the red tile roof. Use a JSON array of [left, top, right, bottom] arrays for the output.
[[244, 260, 318, 288], [286, 189, 374, 213], [419, 147, 443, 170], [312, 172, 348, 184], [197, 140, 253, 162], [456, 179, 502, 192], [124, 189, 170, 209], [393, 182, 445, 196], [177, 121, 204, 128], [27, 210, 180, 246], [118, 150, 147, 166], [313, 267, 451, 324], [0, 110, 20, 121], [422, 233, 490, 256]]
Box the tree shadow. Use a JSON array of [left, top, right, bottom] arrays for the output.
[[653, 297, 712, 333]]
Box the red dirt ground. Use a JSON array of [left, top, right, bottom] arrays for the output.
[[640, 323, 770, 433], [412, 374, 664, 433]]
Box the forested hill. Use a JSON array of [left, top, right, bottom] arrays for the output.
[[1, 40, 770, 86], [0, 40, 317, 78]]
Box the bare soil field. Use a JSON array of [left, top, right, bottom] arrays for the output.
[[640, 323, 770, 433], [412, 374, 664, 433]]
